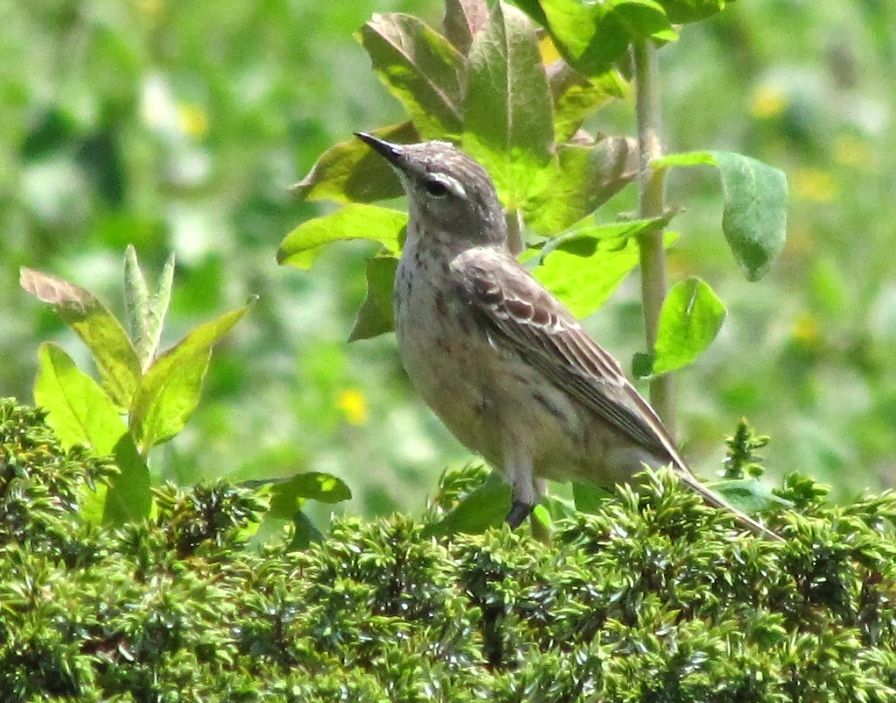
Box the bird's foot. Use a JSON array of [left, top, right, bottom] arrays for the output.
[[506, 500, 534, 528]]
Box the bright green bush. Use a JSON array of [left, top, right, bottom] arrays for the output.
[[3, 395, 896, 702]]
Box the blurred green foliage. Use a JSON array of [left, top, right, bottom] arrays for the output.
[[2, 0, 896, 517]]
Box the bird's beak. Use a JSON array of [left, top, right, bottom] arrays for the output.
[[355, 132, 404, 167]]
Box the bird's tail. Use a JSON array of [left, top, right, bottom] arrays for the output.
[[665, 451, 783, 542]]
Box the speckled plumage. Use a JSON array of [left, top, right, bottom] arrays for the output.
[[357, 133, 780, 540]]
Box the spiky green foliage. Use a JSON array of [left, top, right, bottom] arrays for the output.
[[3, 397, 896, 702]]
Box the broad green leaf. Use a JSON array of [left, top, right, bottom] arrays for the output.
[[708, 478, 791, 514], [533, 218, 676, 318], [659, 0, 728, 23], [531, 0, 674, 77], [267, 472, 353, 520], [463, 1, 554, 208], [357, 14, 465, 139], [525, 139, 639, 235], [651, 277, 726, 376], [20, 267, 141, 408], [291, 510, 324, 550], [572, 482, 610, 515], [124, 246, 174, 371], [443, 0, 489, 54], [277, 204, 407, 270], [34, 343, 150, 523], [550, 64, 628, 143], [129, 301, 254, 454], [349, 256, 399, 342], [289, 122, 417, 204], [652, 150, 788, 281], [424, 471, 511, 536]]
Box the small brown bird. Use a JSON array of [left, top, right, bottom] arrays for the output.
[[357, 132, 780, 541]]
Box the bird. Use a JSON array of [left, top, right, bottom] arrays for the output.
[[355, 131, 781, 541]]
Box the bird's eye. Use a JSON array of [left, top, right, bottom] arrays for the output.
[[423, 178, 449, 198]]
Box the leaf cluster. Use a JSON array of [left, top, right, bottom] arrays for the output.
[[4, 397, 896, 702]]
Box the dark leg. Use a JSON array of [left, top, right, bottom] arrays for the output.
[[506, 500, 534, 528]]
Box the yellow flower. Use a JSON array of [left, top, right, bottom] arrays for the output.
[[792, 168, 837, 202], [337, 388, 368, 426], [177, 104, 209, 139], [750, 86, 787, 119]]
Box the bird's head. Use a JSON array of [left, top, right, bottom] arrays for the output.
[[355, 133, 507, 247]]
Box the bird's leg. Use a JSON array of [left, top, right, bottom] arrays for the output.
[[503, 441, 538, 529]]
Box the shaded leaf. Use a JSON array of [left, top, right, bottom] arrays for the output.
[[34, 343, 150, 523], [463, 1, 554, 207], [709, 478, 791, 514], [659, 0, 729, 23], [651, 276, 726, 376], [268, 472, 353, 520], [357, 14, 465, 139], [424, 472, 510, 536], [21, 267, 141, 408], [349, 256, 399, 342], [531, 0, 675, 77], [525, 138, 639, 234], [549, 63, 629, 143], [572, 482, 609, 515], [533, 217, 676, 318], [129, 300, 254, 454], [291, 511, 324, 550], [443, 0, 490, 54], [652, 150, 788, 280], [277, 204, 407, 270], [289, 122, 417, 203]]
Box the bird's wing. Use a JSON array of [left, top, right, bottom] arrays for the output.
[[450, 247, 685, 468]]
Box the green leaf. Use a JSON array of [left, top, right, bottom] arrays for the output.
[[424, 471, 511, 536], [572, 482, 609, 515], [267, 472, 353, 520], [33, 343, 150, 523], [525, 139, 639, 235], [658, 0, 728, 23], [708, 478, 791, 514], [651, 277, 726, 376], [652, 151, 788, 281], [129, 300, 254, 454], [349, 256, 399, 342], [533, 0, 674, 77], [550, 64, 629, 143], [462, 1, 554, 208], [291, 510, 324, 550], [277, 205, 407, 270], [289, 122, 417, 204], [443, 0, 490, 54], [124, 246, 174, 371], [357, 14, 465, 139], [533, 218, 676, 318], [21, 267, 141, 408]]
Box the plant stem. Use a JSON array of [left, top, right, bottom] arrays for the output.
[[633, 39, 675, 433]]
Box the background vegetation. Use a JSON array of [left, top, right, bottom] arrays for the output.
[[3, 0, 896, 520]]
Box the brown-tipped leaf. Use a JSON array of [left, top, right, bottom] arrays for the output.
[[443, 0, 490, 54]]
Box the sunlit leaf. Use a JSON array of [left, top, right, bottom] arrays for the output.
[[129, 300, 254, 454], [349, 256, 399, 342], [550, 63, 629, 143], [124, 246, 174, 371], [20, 267, 141, 408], [357, 14, 465, 139], [463, 1, 554, 208], [708, 478, 791, 514], [277, 204, 407, 270], [267, 472, 353, 520], [518, 0, 675, 77], [572, 482, 610, 515], [533, 217, 676, 317], [659, 0, 729, 23], [525, 139, 639, 234], [652, 150, 788, 280], [34, 343, 150, 523], [289, 123, 417, 204], [651, 276, 726, 376], [443, 0, 490, 54]]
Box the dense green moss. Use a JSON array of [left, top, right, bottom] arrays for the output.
[[2, 397, 896, 702]]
